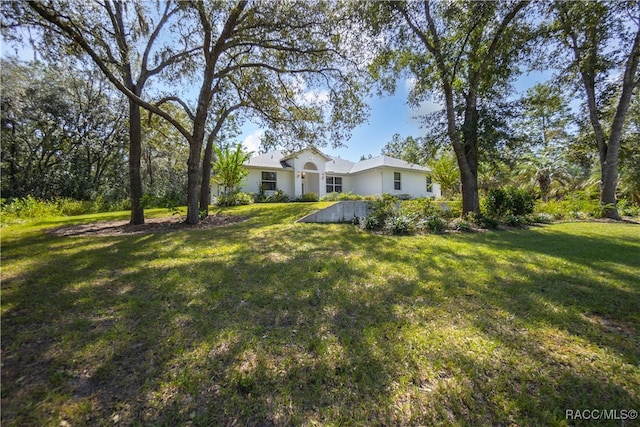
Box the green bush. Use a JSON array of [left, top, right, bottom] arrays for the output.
[[321, 191, 364, 201], [465, 212, 499, 229], [417, 215, 447, 234], [449, 218, 472, 232], [268, 190, 290, 203], [400, 198, 439, 219], [536, 192, 601, 219], [439, 199, 462, 219], [529, 213, 554, 224], [56, 198, 92, 216], [503, 214, 527, 227], [1, 196, 60, 223], [359, 215, 380, 231], [616, 199, 640, 217], [215, 192, 254, 207], [298, 192, 319, 202], [384, 214, 414, 235], [484, 187, 535, 218]]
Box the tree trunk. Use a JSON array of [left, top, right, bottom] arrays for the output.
[[600, 160, 619, 219], [199, 136, 214, 214], [456, 88, 481, 215], [128, 99, 145, 225], [460, 168, 480, 214], [185, 143, 202, 225]]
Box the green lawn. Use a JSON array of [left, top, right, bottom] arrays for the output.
[[2, 203, 639, 426]]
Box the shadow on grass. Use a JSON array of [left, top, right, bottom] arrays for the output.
[[1, 220, 639, 425]]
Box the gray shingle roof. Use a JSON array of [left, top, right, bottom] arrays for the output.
[[244, 150, 292, 169], [350, 155, 431, 174]]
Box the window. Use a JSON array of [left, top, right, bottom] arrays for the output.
[[326, 176, 343, 193], [426, 176, 433, 192], [394, 172, 401, 190], [261, 171, 277, 191]]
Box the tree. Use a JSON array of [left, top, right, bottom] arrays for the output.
[[212, 144, 251, 195], [428, 149, 460, 199], [380, 133, 427, 165], [552, 1, 640, 218], [363, 0, 533, 215], [520, 83, 571, 149], [0, 59, 128, 201], [5, 0, 200, 224], [140, 106, 190, 205]]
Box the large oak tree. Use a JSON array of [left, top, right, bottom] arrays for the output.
[[552, 0, 640, 219], [362, 0, 533, 214]]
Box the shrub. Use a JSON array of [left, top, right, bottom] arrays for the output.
[[465, 212, 499, 229], [449, 218, 472, 232], [503, 214, 527, 227], [400, 197, 439, 218], [359, 215, 380, 231], [321, 191, 363, 201], [529, 213, 554, 224], [418, 215, 447, 234], [268, 189, 290, 203], [1, 196, 60, 223], [438, 199, 462, 219], [298, 192, 319, 202], [484, 187, 534, 218], [535, 192, 601, 219], [618, 199, 640, 217], [215, 192, 254, 207], [384, 214, 414, 235]]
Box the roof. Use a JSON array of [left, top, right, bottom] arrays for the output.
[[325, 156, 356, 174], [350, 155, 431, 174], [244, 149, 431, 174], [244, 150, 292, 169]]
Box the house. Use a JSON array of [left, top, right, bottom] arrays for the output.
[[216, 147, 441, 200]]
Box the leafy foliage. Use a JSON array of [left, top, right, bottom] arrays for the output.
[[214, 192, 254, 207], [298, 192, 319, 202], [212, 144, 251, 195], [0, 59, 128, 202], [483, 187, 535, 218]]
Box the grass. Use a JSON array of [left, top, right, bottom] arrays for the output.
[[1, 202, 639, 426]]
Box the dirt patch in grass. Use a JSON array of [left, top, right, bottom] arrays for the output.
[[47, 214, 249, 237]]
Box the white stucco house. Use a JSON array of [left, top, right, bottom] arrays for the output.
[[214, 147, 441, 200]]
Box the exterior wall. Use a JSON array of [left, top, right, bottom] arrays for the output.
[[242, 168, 295, 196], [382, 169, 428, 197], [353, 168, 442, 199], [351, 169, 383, 196]]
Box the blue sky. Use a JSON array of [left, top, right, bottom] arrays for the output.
[[240, 71, 553, 162]]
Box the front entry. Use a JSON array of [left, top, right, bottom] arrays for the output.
[[302, 162, 320, 196]]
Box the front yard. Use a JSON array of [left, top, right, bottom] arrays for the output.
[[1, 203, 639, 425]]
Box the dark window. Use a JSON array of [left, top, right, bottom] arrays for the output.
[[326, 176, 343, 193], [394, 172, 401, 190], [426, 176, 433, 192], [261, 171, 277, 191]]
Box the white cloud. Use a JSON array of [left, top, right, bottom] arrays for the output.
[[302, 89, 330, 104], [242, 129, 265, 154], [405, 77, 417, 92]]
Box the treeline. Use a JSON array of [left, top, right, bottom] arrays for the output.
[[1, 60, 189, 210]]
